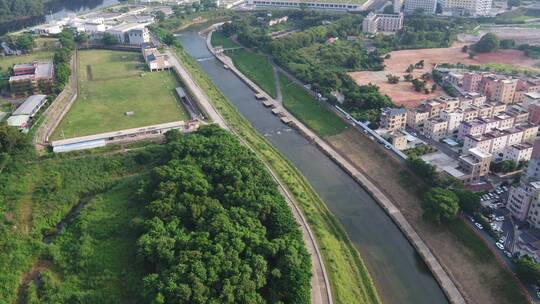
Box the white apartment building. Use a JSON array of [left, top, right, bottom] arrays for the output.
[[508, 181, 540, 221], [442, 0, 492, 16], [362, 12, 404, 34], [404, 0, 437, 14], [425, 118, 449, 140], [504, 143, 533, 164], [440, 110, 464, 135], [106, 23, 150, 45]]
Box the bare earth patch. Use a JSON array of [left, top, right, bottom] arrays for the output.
[[349, 44, 540, 108], [325, 128, 527, 304]]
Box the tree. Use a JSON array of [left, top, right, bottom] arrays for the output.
[[15, 33, 35, 52], [462, 45, 469, 53], [422, 187, 459, 223], [403, 74, 413, 82], [500, 39, 516, 49], [155, 11, 166, 22], [412, 78, 426, 92], [453, 189, 480, 214], [473, 33, 499, 53], [386, 74, 399, 84], [516, 257, 540, 285], [407, 157, 437, 183], [102, 32, 118, 45], [468, 51, 476, 59], [431, 83, 437, 91]]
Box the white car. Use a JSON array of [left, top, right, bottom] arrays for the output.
[[475, 223, 483, 230], [504, 250, 512, 258], [495, 216, 505, 222], [496, 242, 504, 250]]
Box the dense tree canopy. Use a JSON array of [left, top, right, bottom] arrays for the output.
[[474, 33, 499, 53], [137, 126, 311, 304], [0, 0, 43, 23], [422, 187, 459, 223], [516, 256, 540, 285]]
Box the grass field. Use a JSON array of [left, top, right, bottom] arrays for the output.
[[47, 177, 145, 302], [51, 50, 188, 139], [210, 31, 237, 49], [230, 49, 277, 98], [279, 73, 347, 137], [175, 46, 379, 304]]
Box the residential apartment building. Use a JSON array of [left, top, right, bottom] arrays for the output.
[[458, 119, 486, 140], [440, 110, 463, 135], [504, 143, 533, 163], [461, 107, 480, 122], [425, 100, 447, 118], [461, 92, 487, 108], [425, 118, 448, 140], [494, 113, 515, 130], [442, 0, 492, 16], [389, 130, 408, 150], [529, 104, 540, 125], [514, 79, 540, 104], [517, 123, 539, 143], [493, 79, 518, 104], [458, 147, 492, 184], [141, 43, 171, 71], [524, 92, 540, 109], [404, 0, 437, 14], [526, 157, 540, 182], [462, 72, 483, 92], [507, 181, 540, 221], [406, 108, 429, 130], [362, 12, 404, 34], [380, 107, 407, 131]]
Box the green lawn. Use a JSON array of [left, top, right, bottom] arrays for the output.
[[0, 50, 54, 71], [51, 50, 188, 139], [210, 31, 238, 49], [230, 49, 277, 98], [279, 73, 347, 137]]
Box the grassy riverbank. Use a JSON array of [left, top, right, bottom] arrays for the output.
[[279, 73, 347, 137], [230, 49, 277, 98], [174, 45, 380, 304]]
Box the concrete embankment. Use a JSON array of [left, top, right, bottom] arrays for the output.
[[206, 29, 466, 304]]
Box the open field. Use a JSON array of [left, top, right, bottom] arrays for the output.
[[51, 50, 188, 139], [279, 73, 347, 137], [349, 44, 540, 108], [326, 128, 528, 304], [230, 49, 277, 98], [175, 46, 380, 304]]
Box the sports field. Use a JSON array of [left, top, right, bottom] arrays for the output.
[[51, 50, 188, 139]]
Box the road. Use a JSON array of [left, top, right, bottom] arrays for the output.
[[166, 46, 332, 304]]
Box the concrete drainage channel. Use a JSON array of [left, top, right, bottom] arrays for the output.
[[205, 27, 467, 304]]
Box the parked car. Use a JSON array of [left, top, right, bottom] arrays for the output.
[[504, 250, 512, 258], [496, 242, 504, 250], [475, 223, 483, 230], [495, 216, 504, 222], [384, 145, 391, 150]]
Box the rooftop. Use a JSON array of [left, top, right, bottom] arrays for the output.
[[12, 95, 47, 116], [381, 107, 407, 116]]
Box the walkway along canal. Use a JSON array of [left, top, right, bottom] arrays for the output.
[[177, 31, 450, 304]]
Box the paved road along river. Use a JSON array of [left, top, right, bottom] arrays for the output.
[[178, 31, 449, 304]]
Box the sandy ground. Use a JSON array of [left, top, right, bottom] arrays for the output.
[[326, 128, 526, 304], [349, 45, 540, 108]]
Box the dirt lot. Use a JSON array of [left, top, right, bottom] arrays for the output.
[[349, 44, 540, 108], [325, 128, 527, 304]]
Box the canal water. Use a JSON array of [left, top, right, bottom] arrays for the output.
[[178, 31, 449, 304]]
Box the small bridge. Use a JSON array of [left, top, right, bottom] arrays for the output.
[[214, 46, 243, 55]]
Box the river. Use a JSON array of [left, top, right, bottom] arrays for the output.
[[178, 31, 449, 304]]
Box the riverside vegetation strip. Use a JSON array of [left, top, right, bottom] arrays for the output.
[[174, 45, 380, 304]]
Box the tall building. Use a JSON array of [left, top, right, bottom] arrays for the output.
[[380, 107, 407, 131], [493, 79, 518, 104], [362, 12, 404, 34], [507, 181, 540, 222], [404, 0, 437, 14], [442, 0, 492, 16], [458, 147, 492, 184], [394, 0, 404, 12], [462, 72, 483, 92]]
